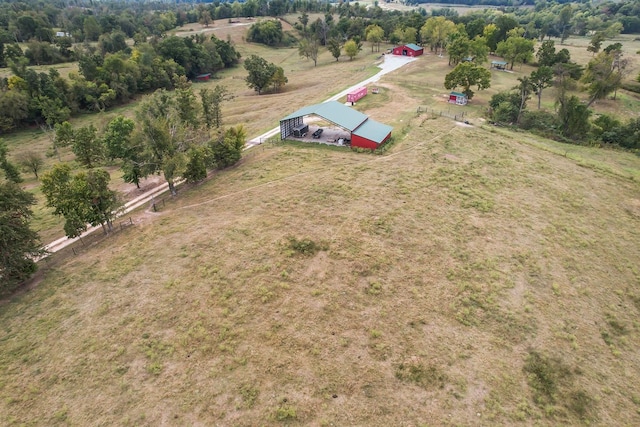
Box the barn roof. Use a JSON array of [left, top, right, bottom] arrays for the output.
[[450, 91, 466, 97], [281, 101, 369, 131], [353, 119, 393, 144], [405, 43, 423, 51]]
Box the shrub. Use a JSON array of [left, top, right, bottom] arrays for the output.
[[621, 81, 640, 94], [395, 362, 447, 389], [519, 110, 559, 135], [287, 237, 325, 256], [524, 350, 570, 406], [488, 92, 520, 124]]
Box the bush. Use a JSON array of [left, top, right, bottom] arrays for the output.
[[287, 237, 325, 256], [621, 80, 640, 94], [209, 126, 245, 169], [489, 92, 520, 124], [519, 110, 559, 136]]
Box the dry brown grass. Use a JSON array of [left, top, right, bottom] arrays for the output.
[[2, 25, 640, 425], [2, 54, 640, 425], [5, 18, 640, 243]]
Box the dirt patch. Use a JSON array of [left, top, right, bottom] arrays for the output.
[[119, 176, 165, 199]]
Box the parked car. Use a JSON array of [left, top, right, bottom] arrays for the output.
[[312, 128, 323, 139]]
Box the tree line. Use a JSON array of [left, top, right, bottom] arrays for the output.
[[0, 32, 240, 134], [1, 75, 245, 295], [485, 37, 638, 147]]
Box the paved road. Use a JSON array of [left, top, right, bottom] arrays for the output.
[[43, 55, 417, 255]]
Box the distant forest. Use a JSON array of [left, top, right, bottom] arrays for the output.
[[407, 0, 537, 5]]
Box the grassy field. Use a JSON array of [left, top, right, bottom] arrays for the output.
[[3, 15, 640, 244], [2, 20, 640, 424], [2, 104, 640, 425]]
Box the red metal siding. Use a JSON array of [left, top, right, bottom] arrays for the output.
[[351, 134, 378, 150], [351, 131, 391, 150], [392, 46, 423, 56], [347, 87, 368, 103]]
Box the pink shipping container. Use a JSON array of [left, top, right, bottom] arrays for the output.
[[347, 87, 367, 104]]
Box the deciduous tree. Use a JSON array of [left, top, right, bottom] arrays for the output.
[[17, 151, 44, 179], [582, 51, 622, 107], [420, 16, 456, 55], [496, 36, 535, 70], [444, 62, 491, 100], [530, 66, 554, 109], [135, 89, 209, 195], [201, 85, 231, 129], [71, 124, 103, 169], [209, 126, 246, 169], [327, 38, 341, 62], [0, 179, 43, 293], [515, 76, 534, 123], [344, 39, 359, 61], [41, 164, 122, 237], [365, 24, 384, 53], [244, 55, 276, 94], [298, 36, 319, 66], [271, 66, 288, 93]]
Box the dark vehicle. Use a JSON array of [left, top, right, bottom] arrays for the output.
[[293, 123, 309, 137], [312, 128, 323, 139]]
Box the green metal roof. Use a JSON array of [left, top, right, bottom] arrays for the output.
[[405, 43, 423, 51], [450, 91, 466, 97], [281, 101, 369, 131], [491, 60, 508, 65], [353, 118, 393, 144]]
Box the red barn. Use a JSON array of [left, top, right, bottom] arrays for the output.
[[392, 43, 424, 57], [195, 73, 211, 82], [350, 119, 392, 149], [279, 101, 393, 151]]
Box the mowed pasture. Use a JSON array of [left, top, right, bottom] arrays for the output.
[[2, 106, 640, 425]]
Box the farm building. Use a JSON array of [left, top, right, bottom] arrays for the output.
[[279, 101, 392, 150], [491, 61, 508, 70], [449, 91, 468, 105], [195, 73, 211, 82], [392, 43, 424, 57]]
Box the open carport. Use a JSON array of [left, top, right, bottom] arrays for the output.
[[279, 101, 392, 150]]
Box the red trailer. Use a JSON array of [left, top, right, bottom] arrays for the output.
[[347, 87, 367, 104]]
